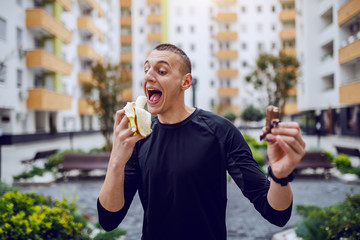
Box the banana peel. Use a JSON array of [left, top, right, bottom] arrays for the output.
[[124, 96, 152, 137]]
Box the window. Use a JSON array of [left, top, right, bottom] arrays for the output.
[[272, 24, 276, 31], [272, 42, 276, 49], [190, 25, 195, 33], [190, 44, 195, 52], [242, 61, 247, 68], [241, 42, 247, 50], [0, 65, 6, 85], [0, 18, 6, 40], [258, 42, 263, 51], [16, 27, 22, 48], [257, 6, 262, 13], [16, 0, 22, 6], [17, 69, 22, 88], [272, 5, 276, 13], [241, 6, 246, 13], [176, 26, 182, 33]]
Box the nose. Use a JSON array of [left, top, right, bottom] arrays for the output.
[[144, 67, 156, 82]]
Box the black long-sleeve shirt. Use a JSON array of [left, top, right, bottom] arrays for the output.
[[97, 108, 292, 240]]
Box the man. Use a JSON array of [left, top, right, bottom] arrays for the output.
[[97, 43, 306, 240]]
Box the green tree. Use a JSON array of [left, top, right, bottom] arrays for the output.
[[82, 63, 131, 151], [241, 105, 265, 122], [245, 53, 299, 115]]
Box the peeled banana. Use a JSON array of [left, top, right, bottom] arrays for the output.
[[123, 96, 152, 137]]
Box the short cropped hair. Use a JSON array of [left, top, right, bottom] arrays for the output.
[[153, 43, 192, 74]]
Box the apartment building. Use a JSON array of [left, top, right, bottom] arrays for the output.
[[130, 0, 283, 115], [296, 0, 360, 137], [0, 0, 119, 136]]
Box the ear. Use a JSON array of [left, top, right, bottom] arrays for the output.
[[181, 73, 193, 90]]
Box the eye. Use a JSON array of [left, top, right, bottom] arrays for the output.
[[158, 69, 167, 75], [144, 68, 149, 73]]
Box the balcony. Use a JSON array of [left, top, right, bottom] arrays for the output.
[[218, 87, 239, 97], [27, 88, 72, 111], [26, 49, 72, 75], [26, 9, 71, 44], [120, 35, 132, 44], [120, 0, 132, 8], [339, 80, 360, 105], [216, 31, 238, 41], [279, 0, 295, 3], [147, 14, 161, 23], [121, 88, 133, 102], [215, 13, 237, 22], [216, 50, 238, 59], [283, 103, 298, 115], [217, 69, 238, 77], [338, 38, 360, 65], [215, 0, 237, 4], [120, 53, 132, 63], [146, 0, 161, 4], [279, 9, 296, 21], [147, 33, 162, 42], [78, 44, 103, 63], [77, 17, 104, 41], [280, 47, 297, 57], [78, 98, 94, 114], [217, 104, 240, 115], [78, 72, 94, 85], [120, 16, 132, 26], [58, 0, 72, 11], [280, 29, 296, 40], [338, 0, 360, 26]]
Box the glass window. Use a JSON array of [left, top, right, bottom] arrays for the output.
[[17, 69, 23, 88], [16, 27, 22, 48], [0, 65, 6, 85], [0, 18, 6, 40], [257, 6, 262, 13], [16, 0, 22, 6]]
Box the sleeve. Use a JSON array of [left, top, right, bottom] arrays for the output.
[[224, 123, 292, 227], [97, 147, 141, 231]]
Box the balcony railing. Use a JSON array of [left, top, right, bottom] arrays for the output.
[[120, 53, 133, 63], [216, 32, 238, 41], [77, 16, 104, 41], [280, 47, 297, 57], [78, 44, 103, 63], [217, 69, 238, 77], [147, 14, 161, 23], [216, 50, 238, 59], [120, 16, 132, 26], [283, 103, 298, 115], [78, 72, 94, 85], [146, 0, 161, 4], [217, 104, 240, 115], [78, 98, 94, 114], [78, 0, 104, 17], [280, 29, 296, 40], [217, 87, 239, 97], [27, 88, 72, 111], [26, 9, 71, 44], [215, 0, 237, 4], [58, 0, 72, 11], [121, 88, 133, 102], [338, 38, 360, 65], [120, 0, 132, 8], [26, 49, 72, 75], [147, 33, 162, 42], [279, 9, 296, 21], [215, 13, 237, 22], [339, 80, 360, 105], [338, 0, 360, 26], [120, 35, 132, 44]]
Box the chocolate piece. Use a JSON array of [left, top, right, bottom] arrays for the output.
[[260, 106, 280, 141]]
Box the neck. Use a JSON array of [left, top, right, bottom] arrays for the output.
[[158, 105, 195, 124]]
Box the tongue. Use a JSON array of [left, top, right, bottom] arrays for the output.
[[150, 92, 161, 103]]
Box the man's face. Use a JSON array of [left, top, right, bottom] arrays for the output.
[[143, 50, 186, 115]]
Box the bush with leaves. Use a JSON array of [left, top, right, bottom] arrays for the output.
[[222, 111, 237, 123], [295, 193, 360, 240], [241, 105, 265, 122], [333, 154, 360, 176]]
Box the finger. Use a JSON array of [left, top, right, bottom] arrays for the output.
[[114, 109, 125, 126], [119, 113, 130, 130], [275, 135, 305, 158], [273, 122, 306, 148]]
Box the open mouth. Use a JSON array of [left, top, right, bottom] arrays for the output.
[[147, 88, 162, 104]]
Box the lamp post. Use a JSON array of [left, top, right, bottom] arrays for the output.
[[192, 77, 197, 107]]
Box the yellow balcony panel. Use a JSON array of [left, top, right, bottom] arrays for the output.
[[218, 87, 239, 97], [120, 0, 132, 8], [120, 71, 133, 81], [78, 98, 95, 114], [120, 53, 133, 63], [58, 0, 72, 11], [27, 88, 71, 111], [279, 9, 296, 21], [147, 14, 162, 23], [147, 33, 162, 42], [280, 47, 297, 57], [26, 9, 71, 44], [120, 16, 132, 26], [217, 104, 240, 115], [279, 0, 295, 4], [78, 44, 103, 63], [26, 49, 71, 75], [338, 38, 360, 65], [338, 0, 360, 26], [94, 1, 104, 18], [78, 17, 97, 37], [120, 35, 132, 44], [216, 31, 238, 41], [215, 13, 237, 22], [215, 0, 237, 4], [339, 80, 360, 105], [78, 72, 95, 85], [216, 50, 238, 59], [217, 69, 239, 77], [146, 0, 161, 4], [280, 29, 296, 40], [121, 88, 133, 102], [283, 102, 298, 115], [287, 85, 297, 96]]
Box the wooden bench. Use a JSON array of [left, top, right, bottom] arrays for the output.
[[295, 151, 334, 176], [58, 152, 110, 173], [21, 149, 59, 165], [335, 146, 360, 158]]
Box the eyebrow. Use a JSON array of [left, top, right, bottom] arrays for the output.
[[144, 60, 172, 69]]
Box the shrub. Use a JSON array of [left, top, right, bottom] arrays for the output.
[[0, 181, 17, 197], [222, 111, 237, 123], [252, 149, 266, 167], [295, 193, 360, 240], [45, 149, 85, 171], [13, 166, 47, 180], [333, 154, 360, 176], [241, 105, 264, 122]]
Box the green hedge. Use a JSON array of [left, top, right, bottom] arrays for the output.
[[295, 193, 360, 240]]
